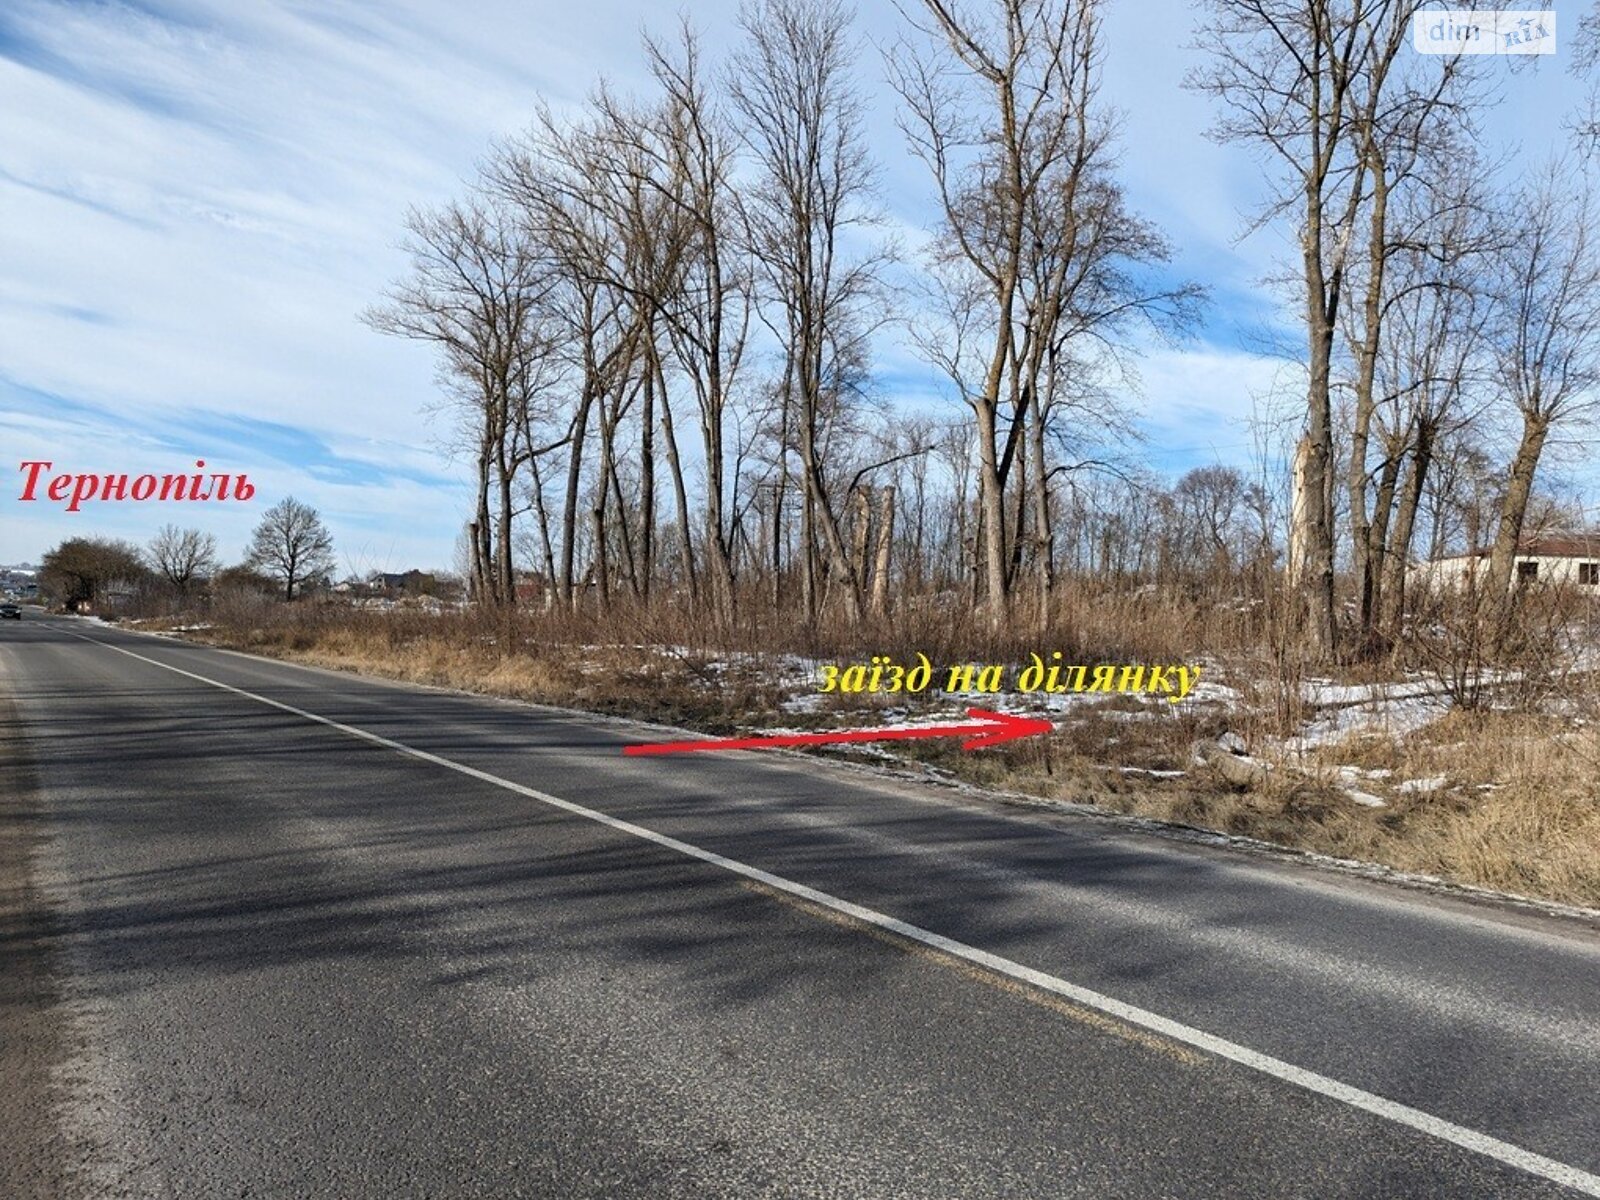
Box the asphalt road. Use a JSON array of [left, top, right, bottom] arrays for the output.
[[3, 612, 1600, 1199]]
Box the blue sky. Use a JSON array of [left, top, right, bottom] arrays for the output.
[[0, 0, 1591, 569]]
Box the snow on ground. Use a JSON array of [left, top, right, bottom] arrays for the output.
[[1336, 765, 1393, 783], [1301, 677, 1443, 706], [1399, 776, 1448, 794], [1301, 667, 1532, 709], [575, 641, 1564, 771], [1343, 788, 1388, 808], [1188, 679, 1242, 705], [1282, 692, 1452, 754], [780, 692, 829, 714]]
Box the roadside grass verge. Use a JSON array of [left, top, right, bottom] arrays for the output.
[[124, 599, 1600, 910]]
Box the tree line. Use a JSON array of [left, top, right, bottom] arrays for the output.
[[39, 497, 335, 610], [369, 0, 1599, 657], [367, 0, 1205, 632], [1199, 0, 1600, 656]]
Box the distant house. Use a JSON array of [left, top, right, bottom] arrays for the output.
[[74, 579, 140, 615], [380, 570, 437, 596], [513, 576, 548, 607], [1, 566, 39, 599], [1421, 534, 1600, 591]]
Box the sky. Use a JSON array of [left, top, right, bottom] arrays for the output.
[[0, 0, 1592, 570]]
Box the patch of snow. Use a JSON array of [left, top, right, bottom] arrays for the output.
[[1282, 692, 1451, 753], [1100, 708, 1159, 723], [1302, 678, 1441, 706], [1335, 765, 1393, 782], [1398, 776, 1448, 794], [1031, 691, 1124, 714], [1343, 788, 1388, 808], [1305, 669, 1530, 709], [1187, 680, 1242, 704]]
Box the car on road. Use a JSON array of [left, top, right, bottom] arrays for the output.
[[0, 603, 22, 619]]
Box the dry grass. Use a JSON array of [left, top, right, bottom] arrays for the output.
[[972, 707, 1600, 909], [1323, 711, 1600, 905], [146, 593, 1600, 910]]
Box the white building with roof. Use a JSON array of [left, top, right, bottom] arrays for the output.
[[1419, 535, 1600, 591]]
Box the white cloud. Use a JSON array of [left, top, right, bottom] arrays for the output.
[[1128, 344, 1304, 465], [1, 0, 1590, 568]]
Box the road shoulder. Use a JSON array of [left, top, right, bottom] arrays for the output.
[[0, 672, 75, 1199], [84, 616, 1600, 938]]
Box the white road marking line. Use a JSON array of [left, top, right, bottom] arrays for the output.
[[62, 627, 1600, 1197]]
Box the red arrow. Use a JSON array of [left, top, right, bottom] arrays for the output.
[[622, 707, 1053, 757]]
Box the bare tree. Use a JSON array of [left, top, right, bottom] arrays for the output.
[[1017, 179, 1199, 623], [526, 26, 752, 623], [1167, 466, 1265, 586], [245, 497, 336, 601], [365, 197, 558, 605], [1365, 168, 1492, 635], [731, 0, 889, 623], [892, 0, 1193, 629], [642, 26, 753, 624], [1192, 0, 1447, 656], [1339, 42, 1480, 645], [1483, 167, 1600, 600], [147, 524, 219, 593], [889, 0, 1093, 624]]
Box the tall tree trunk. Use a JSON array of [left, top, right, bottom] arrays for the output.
[[473, 454, 494, 603], [801, 482, 817, 621], [1485, 414, 1550, 599], [1381, 418, 1434, 636], [638, 352, 656, 602], [797, 328, 860, 621], [1347, 162, 1389, 642], [1006, 417, 1029, 592], [701, 400, 736, 624], [528, 455, 558, 603], [975, 402, 1008, 626], [600, 384, 641, 600], [495, 430, 515, 607], [593, 408, 615, 612], [657, 370, 697, 604], [851, 487, 872, 595], [1301, 322, 1339, 656], [559, 391, 594, 610], [1363, 440, 1403, 641], [801, 451, 860, 621], [1029, 418, 1053, 630], [769, 480, 784, 610], [870, 485, 895, 617]]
